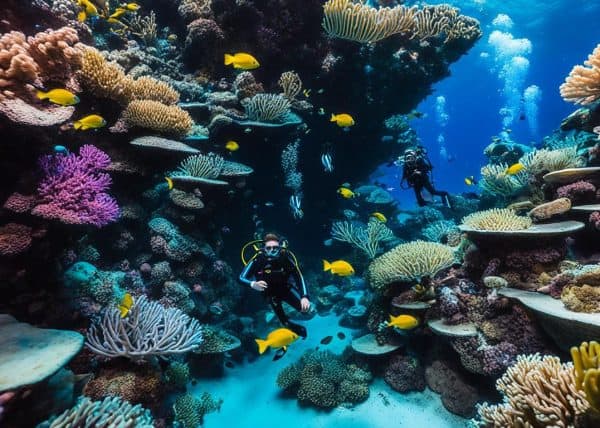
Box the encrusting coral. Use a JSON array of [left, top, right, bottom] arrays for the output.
[[367, 240, 455, 291], [560, 43, 600, 105], [561, 284, 600, 313], [473, 353, 589, 427], [461, 208, 532, 231]]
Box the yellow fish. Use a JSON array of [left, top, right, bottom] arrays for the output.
[[337, 187, 355, 199], [167, 34, 178, 43], [106, 17, 126, 25], [330, 113, 355, 128], [505, 163, 525, 175], [255, 328, 299, 360], [370, 212, 387, 222], [36, 89, 80, 106], [76, 0, 98, 20], [124, 2, 140, 11], [165, 177, 174, 190], [225, 140, 239, 152], [109, 7, 128, 19], [224, 53, 260, 70], [323, 259, 355, 276], [118, 292, 134, 318], [303, 89, 311, 98], [386, 314, 419, 330], [73, 114, 106, 130], [464, 175, 477, 186]]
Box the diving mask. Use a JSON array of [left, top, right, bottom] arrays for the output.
[[264, 244, 281, 257]]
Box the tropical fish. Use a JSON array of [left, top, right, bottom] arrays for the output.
[[123, 2, 141, 11], [318, 107, 325, 116], [370, 212, 387, 223], [255, 328, 299, 361], [320, 335, 333, 345], [118, 292, 134, 318], [167, 34, 178, 43], [73, 114, 106, 130], [289, 195, 303, 220], [337, 332, 346, 340], [109, 7, 128, 19], [505, 163, 525, 175], [302, 89, 311, 98], [464, 175, 478, 186], [37, 89, 80, 106], [337, 187, 355, 199], [53, 145, 69, 155], [76, 0, 98, 21], [330, 113, 355, 128], [321, 152, 333, 172], [165, 177, 174, 190], [224, 53, 260, 70], [106, 17, 126, 25], [264, 201, 274, 207], [386, 314, 419, 330], [225, 140, 239, 152], [323, 259, 355, 276]]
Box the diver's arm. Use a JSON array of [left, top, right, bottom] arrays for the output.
[[239, 259, 257, 287]]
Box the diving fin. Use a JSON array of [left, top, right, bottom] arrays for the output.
[[273, 346, 287, 361]]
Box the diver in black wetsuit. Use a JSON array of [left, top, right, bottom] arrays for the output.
[[400, 147, 451, 208], [239, 233, 310, 338]]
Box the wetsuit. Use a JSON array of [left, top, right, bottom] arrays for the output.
[[402, 156, 450, 207], [239, 251, 309, 337]]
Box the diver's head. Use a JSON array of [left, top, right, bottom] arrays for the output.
[[263, 232, 282, 258], [403, 149, 417, 164]]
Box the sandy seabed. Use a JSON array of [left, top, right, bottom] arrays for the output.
[[192, 314, 469, 428]]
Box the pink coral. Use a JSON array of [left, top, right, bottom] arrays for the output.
[[0, 223, 32, 256], [590, 211, 600, 230], [556, 180, 596, 203], [3, 192, 36, 213]]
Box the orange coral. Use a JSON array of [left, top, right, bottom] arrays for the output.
[[560, 44, 600, 105]]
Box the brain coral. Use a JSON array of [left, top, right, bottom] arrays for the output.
[[461, 208, 532, 231], [122, 100, 193, 136], [367, 240, 455, 291]]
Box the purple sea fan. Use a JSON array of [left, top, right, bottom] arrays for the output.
[[32, 145, 119, 227]]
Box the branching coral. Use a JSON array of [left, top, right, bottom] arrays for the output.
[[520, 147, 584, 176], [561, 285, 600, 313], [242, 93, 292, 123], [32, 145, 119, 227], [39, 396, 153, 428], [474, 354, 589, 427], [560, 44, 600, 105], [331, 218, 395, 259], [367, 240, 455, 290], [479, 163, 527, 198], [122, 100, 193, 136], [571, 341, 600, 412], [86, 295, 203, 360], [461, 208, 532, 231]]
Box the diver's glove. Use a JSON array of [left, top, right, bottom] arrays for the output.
[[251, 280, 268, 291]]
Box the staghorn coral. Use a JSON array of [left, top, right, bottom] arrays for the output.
[[561, 284, 600, 313], [571, 341, 600, 412], [474, 354, 588, 427], [331, 218, 395, 259], [461, 208, 532, 231], [322, 0, 418, 43], [86, 295, 203, 360], [560, 44, 600, 105], [242, 93, 292, 123], [367, 240, 455, 290], [122, 100, 193, 136], [39, 396, 153, 428]]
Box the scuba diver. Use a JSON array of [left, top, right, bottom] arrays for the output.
[[399, 146, 452, 208], [239, 233, 310, 338]]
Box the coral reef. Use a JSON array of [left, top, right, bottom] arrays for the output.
[[331, 218, 395, 259], [173, 392, 222, 428], [560, 43, 600, 105], [384, 355, 426, 393], [462, 208, 532, 231], [122, 100, 193, 136], [276, 350, 371, 408], [561, 284, 600, 313], [571, 341, 600, 412]]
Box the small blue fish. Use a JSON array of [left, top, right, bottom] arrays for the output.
[[54, 145, 69, 155]]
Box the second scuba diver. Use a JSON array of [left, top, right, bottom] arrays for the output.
[[239, 233, 310, 338]]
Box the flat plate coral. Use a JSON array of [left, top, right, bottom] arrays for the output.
[[459, 220, 584, 238]]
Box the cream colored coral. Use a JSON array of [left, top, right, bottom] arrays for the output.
[[322, 0, 418, 43], [78, 47, 179, 105], [122, 100, 193, 136], [560, 44, 600, 105], [367, 240, 454, 290], [520, 147, 584, 176], [561, 284, 600, 313], [462, 208, 532, 231], [279, 71, 302, 100], [475, 354, 589, 427]]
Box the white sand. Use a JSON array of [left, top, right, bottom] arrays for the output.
[[193, 314, 469, 428]]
